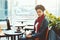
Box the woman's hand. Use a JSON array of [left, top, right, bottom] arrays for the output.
[[26, 34, 32, 38]]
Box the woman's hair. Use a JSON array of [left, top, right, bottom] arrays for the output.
[[35, 5, 45, 12]]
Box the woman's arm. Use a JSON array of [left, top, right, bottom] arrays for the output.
[[34, 19, 49, 37]]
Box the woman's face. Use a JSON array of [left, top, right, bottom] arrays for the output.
[[36, 9, 43, 17]]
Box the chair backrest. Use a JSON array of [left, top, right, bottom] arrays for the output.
[[45, 27, 49, 40], [34, 27, 49, 40], [6, 19, 11, 30]]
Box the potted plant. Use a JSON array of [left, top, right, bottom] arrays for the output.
[[45, 10, 60, 36]]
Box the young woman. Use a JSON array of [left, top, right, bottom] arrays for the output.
[[20, 5, 48, 40], [26, 5, 49, 40]]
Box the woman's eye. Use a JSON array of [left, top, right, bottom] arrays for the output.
[[37, 11, 41, 13]]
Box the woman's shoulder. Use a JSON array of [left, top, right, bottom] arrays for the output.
[[43, 18, 49, 24]]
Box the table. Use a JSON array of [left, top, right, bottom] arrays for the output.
[[0, 35, 8, 40], [24, 25, 34, 31], [5, 33, 22, 40], [15, 25, 25, 29], [0, 30, 22, 40]]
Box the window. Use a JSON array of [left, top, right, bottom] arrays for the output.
[[8, 0, 59, 26], [0, 0, 8, 20], [0, 0, 8, 29], [8, 0, 36, 26]]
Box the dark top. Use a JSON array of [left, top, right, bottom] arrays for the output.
[[32, 18, 48, 40]]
